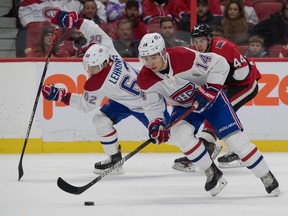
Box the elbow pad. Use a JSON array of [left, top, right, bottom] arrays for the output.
[[233, 65, 250, 81]]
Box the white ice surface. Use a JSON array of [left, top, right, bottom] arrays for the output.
[[0, 153, 287, 216]]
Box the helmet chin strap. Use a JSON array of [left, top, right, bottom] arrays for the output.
[[205, 38, 213, 52], [160, 51, 168, 70]]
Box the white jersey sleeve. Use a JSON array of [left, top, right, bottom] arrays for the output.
[[68, 90, 104, 113], [79, 19, 120, 57], [143, 91, 167, 123]]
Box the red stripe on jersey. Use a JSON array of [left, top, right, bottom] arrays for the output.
[[20, 0, 43, 7], [242, 147, 258, 162], [103, 130, 117, 137], [220, 90, 243, 129], [184, 140, 201, 156]]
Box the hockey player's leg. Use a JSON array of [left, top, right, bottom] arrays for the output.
[[171, 121, 227, 196], [223, 131, 280, 196], [93, 110, 124, 174], [172, 126, 222, 172], [217, 151, 244, 168], [172, 137, 222, 172], [201, 121, 242, 168]]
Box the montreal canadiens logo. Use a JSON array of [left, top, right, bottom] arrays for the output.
[[43, 7, 59, 18], [170, 83, 195, 104]]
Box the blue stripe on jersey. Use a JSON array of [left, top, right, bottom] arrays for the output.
[[191, 149, 207, 163], [246, 155, 264, 169], [101, 138, 118, 145]]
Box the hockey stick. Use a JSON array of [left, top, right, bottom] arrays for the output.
[[18, 26, 59, 181], [57, 101, 199, 195]]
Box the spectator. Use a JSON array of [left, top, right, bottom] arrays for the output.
[[113, 19, 140, 57], [244, 35, 267, 58], [60, 28, 89, 57], [196, 0, 221, 26], [210, 23, 224, 38], [221, 0, 251, 45], [243, 0, 259, 26], [18, 0, 82, 28], [252, 1, 288, 48], [17, 0, 83, 57], [25, 22, 70, 58], [220, 0, 259, 26], [106, 0, 128, 22], [79, 0, 106, 27], [160, 17, 189, 48], [123, 0, 147, 40], [177, 0, 222, 31], [142, 0, 179, 24]]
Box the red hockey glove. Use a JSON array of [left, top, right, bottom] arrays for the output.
[[42, 84, 67, 102], [193, 83, 221, 113], [51, 10, 78, 28], [148, 118, 170, 144]]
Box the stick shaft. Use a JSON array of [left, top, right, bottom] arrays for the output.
[[18, 26, 59, 181], [57, 102, 199, 194]]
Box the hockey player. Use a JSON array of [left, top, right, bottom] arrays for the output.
[[173, 24, 262, 170], [42, 43, 169, 174], [137, 32, 280, 196], [43, 10, 170, 174]]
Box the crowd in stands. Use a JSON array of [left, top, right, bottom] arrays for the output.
[[2, 0, 288, 58]]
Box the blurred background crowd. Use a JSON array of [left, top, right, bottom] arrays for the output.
[[0, 0, 287, 58]]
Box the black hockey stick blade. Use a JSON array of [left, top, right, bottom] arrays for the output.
[[57, 138, 154, 195]]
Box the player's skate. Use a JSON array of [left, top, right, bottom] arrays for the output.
[[260, 171, 280, 196], [94, 147, 124, 174], [217, 151, 244, 168], [204, 162, 227, 196], [172, 156, 197, 172], [172, 139, 222, 172]]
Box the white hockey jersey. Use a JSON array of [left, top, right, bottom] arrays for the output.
[[67, 55, 147, 114], [137, 47, 230, 122], [19, 0, 82, 27], [19, 0, 107, 27]]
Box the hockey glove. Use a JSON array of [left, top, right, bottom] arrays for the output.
[[193, 83, 221, 113], [51, 10, 78, 28], [148, 118, 170, 144], [42, 84, 67, 102]]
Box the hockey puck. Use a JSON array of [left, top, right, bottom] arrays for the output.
[[84, 201, 94, 206]]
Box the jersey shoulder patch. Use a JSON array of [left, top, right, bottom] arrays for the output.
[[215, 40, 226, 49]]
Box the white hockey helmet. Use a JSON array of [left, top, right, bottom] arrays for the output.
[[83, 43, 110, 72], [138, 33, 166, 57]]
